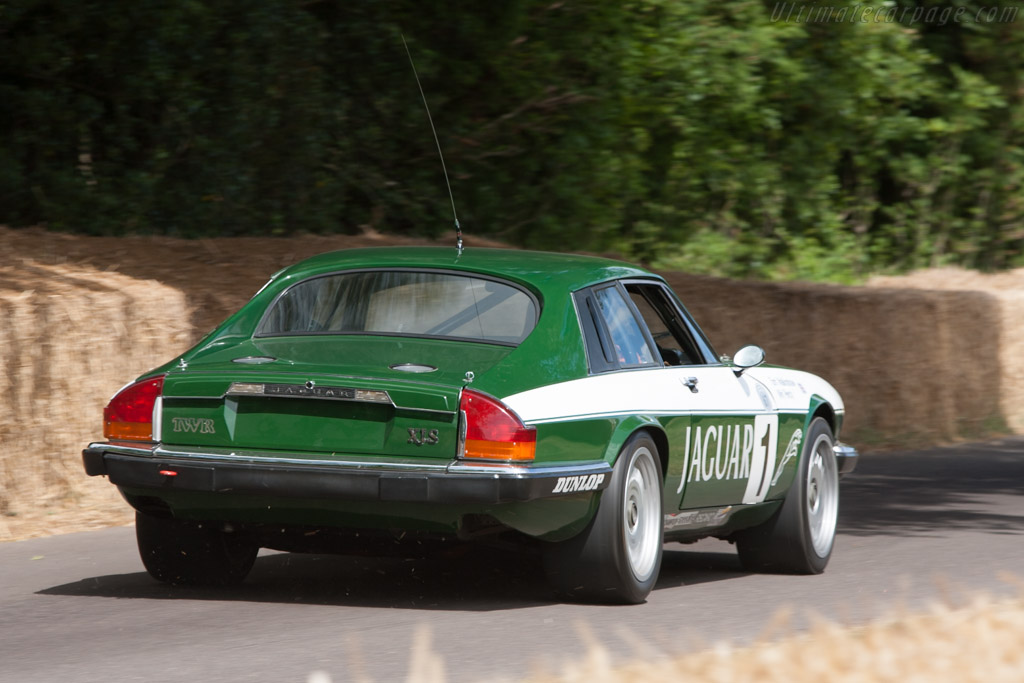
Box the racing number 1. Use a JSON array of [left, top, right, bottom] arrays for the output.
[[759, 424, 772, 488], [743, 414, 778, 504]]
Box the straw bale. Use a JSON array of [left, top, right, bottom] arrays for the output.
[[870, 267, 1024, 434], [0, 260, 190, 527], [660, 271, 1004, 445]]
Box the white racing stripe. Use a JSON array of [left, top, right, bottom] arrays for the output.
[[503, 366, 767, 424], [503, 366, 843, 425], [502, 366, 840, 509]]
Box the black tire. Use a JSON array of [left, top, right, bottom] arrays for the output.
[[734, 417, 839, 574], [135, 511, 258, 586], [543, 432, 664, 604]]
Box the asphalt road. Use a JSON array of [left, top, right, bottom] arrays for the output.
[[3, 437, 1024, 683]]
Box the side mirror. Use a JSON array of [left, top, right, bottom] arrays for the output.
[[732, 345, 765, 376]]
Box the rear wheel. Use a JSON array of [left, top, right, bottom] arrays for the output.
[[543, 432, 663, 604], [136, 511, 258, 586], [734, 417, 838, 574]]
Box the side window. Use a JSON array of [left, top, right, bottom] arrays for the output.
[[592, 285, 656, 367], [624, 283, 704, 366]]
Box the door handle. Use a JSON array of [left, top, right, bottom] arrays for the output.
[[683, 377, 699, 393]]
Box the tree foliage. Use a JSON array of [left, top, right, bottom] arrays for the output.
[[1, 0, 1022, 279]]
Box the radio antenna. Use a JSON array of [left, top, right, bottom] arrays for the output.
[[402, 34, 462, 255]]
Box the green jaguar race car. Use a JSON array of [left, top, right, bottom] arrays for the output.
[[83, 246, 858, 604]]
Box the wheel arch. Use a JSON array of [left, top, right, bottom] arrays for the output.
[[805, 395, 836, 436], [604, 415, 669, 478]]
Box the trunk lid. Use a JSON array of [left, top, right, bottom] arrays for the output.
[[158, 336, 512, 458]]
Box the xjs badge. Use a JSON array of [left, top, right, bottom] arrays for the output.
[[407, 428, 439, 446]]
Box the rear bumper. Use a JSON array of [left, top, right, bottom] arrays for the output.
[[834, 442, 859, 478], [82, 442, 612, 505]]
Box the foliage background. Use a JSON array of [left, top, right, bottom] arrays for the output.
[[1, 0, 1022, 281]]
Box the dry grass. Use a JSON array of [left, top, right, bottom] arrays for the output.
[[377, 586, 1024, 683], [535, 595, 1024, 683]]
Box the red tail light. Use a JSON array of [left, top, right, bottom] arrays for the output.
[[459, 389, 536, 462], [104, 375, 165, 441]]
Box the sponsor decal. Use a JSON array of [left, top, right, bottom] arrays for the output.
[[552, 473, 605, 494], [665, 506, 732, 530], [407, 428, 440, 446], [171, 417, 216, 434], [770, 428, 803, 487], [676, 423, 757, 491], [673, 415, 781, 505]]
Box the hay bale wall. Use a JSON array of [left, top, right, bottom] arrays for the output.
[[0, 225, 1016, 536], [660, 271, 1005, 445], [870, 268, 1024, 434], [0, 261, 190, 518]]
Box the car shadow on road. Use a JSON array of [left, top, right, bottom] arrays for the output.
[[38, 537, 750, 608], [655, 547, 747, 590], [39, 438, 1024, 609], [838, 437, 1024, 537], [37, 543, 556, 610]]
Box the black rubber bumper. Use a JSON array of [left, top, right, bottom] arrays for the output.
[[834, 443, 859, 478], [82, 447, 612, 505]]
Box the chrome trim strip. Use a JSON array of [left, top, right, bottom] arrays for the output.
[[87, 442, 611, 479], [225, 382, 395, 406], [151, 397, 163, 442], [397, 406, 456, 416], [447, 460, 612, 478], [87, 442, 158, 456], [164, 370, 459, 391], [525, 408, 808, 425], [161, 392, 454, 415]]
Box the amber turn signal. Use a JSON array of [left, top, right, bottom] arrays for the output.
[[103, 375, 165, 441], [459, 389, 536, 462]]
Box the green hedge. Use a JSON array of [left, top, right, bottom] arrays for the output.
[[1, 1, 1022, 279]]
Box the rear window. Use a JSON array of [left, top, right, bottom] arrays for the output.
[[258, 270, 538, 345]]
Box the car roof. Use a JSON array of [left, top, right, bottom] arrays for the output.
[[274, 246, 659, 295]]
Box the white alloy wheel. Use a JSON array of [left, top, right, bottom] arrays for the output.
[[623, 445, 661, 582], [734, 417, 839, 574], [542, 432, 664, 603], [806, 432, 839, 558]]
